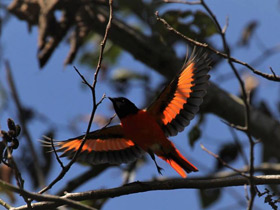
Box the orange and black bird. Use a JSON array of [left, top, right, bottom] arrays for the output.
[[53, 49, 210, 178]]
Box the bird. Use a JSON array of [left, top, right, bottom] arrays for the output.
[[50, 49, 211, 178]]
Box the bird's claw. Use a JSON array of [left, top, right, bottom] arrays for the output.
[[156, 165, 164, 175]]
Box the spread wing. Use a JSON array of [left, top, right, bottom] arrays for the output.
[[147, 49, 210, 137], [45, 125, 144, 165]]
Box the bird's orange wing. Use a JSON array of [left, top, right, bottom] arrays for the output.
[[47, 125, 143, 165], [147, 50, 210, 137]]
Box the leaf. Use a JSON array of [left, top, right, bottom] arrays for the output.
[[216, 143, 239, 170], [111, 69, 149, 82], [188, 125, 201, 148], [238, 21, 258, 46], [110, 68, 149, 93], [162, 10, 193, 26], [160, 9, 217, 44], [79, 35, 122, 69], [199, 188, 221, 208], [192, 11, 218, 37], [258, 101, 272, 117]]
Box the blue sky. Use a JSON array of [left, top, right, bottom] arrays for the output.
[[1, 0, 280, 209]]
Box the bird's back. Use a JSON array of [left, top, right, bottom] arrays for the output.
[[121, 110, 171, 152]]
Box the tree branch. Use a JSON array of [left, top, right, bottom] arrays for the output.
[[155, 7, 280, 81], [8, 175, 280, 210], [5, 61, 45, 187], [38, 0, 114, 195]]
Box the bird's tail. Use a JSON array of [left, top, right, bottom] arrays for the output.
[[158, 148, 198, 178]]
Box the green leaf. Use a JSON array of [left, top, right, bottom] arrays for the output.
[[199, 189, 221, 208], [188, 125, 201, 148], [238, 21, 258, 46], [160, 9, 218, 44], [216, 143, 239, 170], [111, 68, 149, 82], [110, 69, 149, 93], [79, 35, 122, 68], [192, 11, 218, 37]]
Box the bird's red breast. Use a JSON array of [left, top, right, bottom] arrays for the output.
[[121, 110, 172, 153]]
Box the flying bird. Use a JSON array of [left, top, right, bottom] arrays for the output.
[[51, 49, 210, 178]]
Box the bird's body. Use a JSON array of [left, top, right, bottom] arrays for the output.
[[51, 49, 211, 178], [119, 109, 197, 177], [121, 110, 167, 152]]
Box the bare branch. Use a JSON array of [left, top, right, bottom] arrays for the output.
[[5, 60, 45, 187], [229, 127, 249, 166], [209, 163, 280, 179], [49, 137, 64, 170], [73, 66, 92, 89], [0, 179, 96, 210], [155, 11, 280, 81], [7, 175, 280, 210], [55, 165, 111, 196], [38, 0, 114, 195], [200, 144, 248, 178], [0, 198, 11, 209]]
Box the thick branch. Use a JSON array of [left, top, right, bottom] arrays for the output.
[[9, 175, 280, 210], [202, 83, 280, 143]]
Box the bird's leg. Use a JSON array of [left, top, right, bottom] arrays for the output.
[[148, 150, 163, 175]]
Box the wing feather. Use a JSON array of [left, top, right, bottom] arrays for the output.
[[45, 125, 143, 165], [147, 49, 211, 137]]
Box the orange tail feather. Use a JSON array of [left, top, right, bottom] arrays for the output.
[[158, 149, 198, 178]]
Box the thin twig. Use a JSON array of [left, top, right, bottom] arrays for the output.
[[155, 12, 280, 81], [216, 43, 280, 83], [38, 0, 114, 195], [270, 67, 277, 77], [200, 144, 248, 178], [244, 184, 250, 201], [6, 146, 32, 207], [0, 198, 11, 209], [50, 137, 65, 169], [104, 114, 116, 128], [5, 60, 45, 187], [229, 127, 249, 166], [73, 66, 92, 89], [55, 165, 110, 196], [221, 120, 247, 131]]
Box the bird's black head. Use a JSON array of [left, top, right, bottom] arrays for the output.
[[109, 97, 139, 119]]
